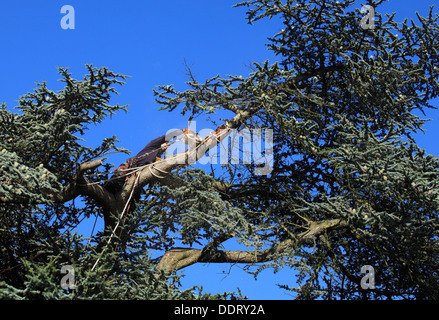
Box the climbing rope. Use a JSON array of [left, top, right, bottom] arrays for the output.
[[90, 172, 141, 272]]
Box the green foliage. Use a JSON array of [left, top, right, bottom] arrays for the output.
[[0, 65, 130, 296], [155, 0, 439, 299], [2, 0, 439, 300], [0, 65, 239, 300], [0, 228, 234, 300], [154, 168, 263, 249], [0, 64, 129, 194]]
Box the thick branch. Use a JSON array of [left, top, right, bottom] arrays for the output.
[[157, 218, 348, 275], [47, 159, 107, 203], [123, 108, 253, 198]]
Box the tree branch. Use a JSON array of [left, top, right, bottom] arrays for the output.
[[47, 159, 106, 202], [157, 218, 348, 275], [122, 107, 253, 199]]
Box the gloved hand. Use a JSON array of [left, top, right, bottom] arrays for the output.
[[183, 128, 196, 135]]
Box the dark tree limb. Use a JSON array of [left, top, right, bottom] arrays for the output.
[[157, 218, 348, 275]]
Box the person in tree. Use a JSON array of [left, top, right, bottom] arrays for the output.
[[104, 128, 191, 193]]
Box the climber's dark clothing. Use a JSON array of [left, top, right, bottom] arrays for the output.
[[132, 134, 168, 167], [103, 129, 184, 194]]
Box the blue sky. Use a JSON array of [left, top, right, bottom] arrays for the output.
[[1, 0, 438, 299]]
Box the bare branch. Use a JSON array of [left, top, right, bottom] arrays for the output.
[[157, 219, 348, 275]]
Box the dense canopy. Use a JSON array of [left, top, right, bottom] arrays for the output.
[[1, 0, 438, 299]]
